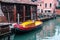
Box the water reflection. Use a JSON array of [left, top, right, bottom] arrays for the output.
[[39, 25, 60, 40], [36, 17, 60, 40], [36, 20, 56, 40]]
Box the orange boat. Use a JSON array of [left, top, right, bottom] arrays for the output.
[[14, 20, 43, 32]]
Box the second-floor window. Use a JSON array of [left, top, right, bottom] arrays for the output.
[[50, 3, 52, 7], [40, 4, 42, 6], [45, 3, 47, 8]]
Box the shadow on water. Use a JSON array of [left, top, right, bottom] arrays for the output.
[[14, 26, 43, 40]]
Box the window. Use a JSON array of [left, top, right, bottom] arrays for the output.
[[37, 9, 40, 13], [57, 0, 60, 1], [40, 4, 42, 6], [48, 10, 51, 12], [45, 10, 51, 13], [41, 9, 43, 13], [31, 0, 37, 2], [45, 3, 47, 8], [45, 10, 47, 13], [57, 0, 60, 6], [50, 3, 52, 7]]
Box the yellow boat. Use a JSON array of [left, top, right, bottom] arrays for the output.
[[14, 20, 43, 31]]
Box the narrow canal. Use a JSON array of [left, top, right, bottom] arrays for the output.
[[1, 17, 60, 40]]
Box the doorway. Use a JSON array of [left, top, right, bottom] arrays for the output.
[[16, 5, 24, 22]]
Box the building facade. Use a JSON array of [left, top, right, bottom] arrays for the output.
[[37, 0, 58, 15], [57, 0, 60, 6], [55, 0, 60, 15], [0, 0, 38, 23], [0, 0, 59, 23]]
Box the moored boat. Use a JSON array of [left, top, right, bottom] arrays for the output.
[[13, 20, 43, 32]]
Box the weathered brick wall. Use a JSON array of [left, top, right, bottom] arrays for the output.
[[0, 16, 7, 23]]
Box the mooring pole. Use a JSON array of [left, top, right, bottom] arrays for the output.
[[8, 12, 10, 23], [17, 13, 19, 24]]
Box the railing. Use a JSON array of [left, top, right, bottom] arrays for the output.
[[0, 23, 11, 36]]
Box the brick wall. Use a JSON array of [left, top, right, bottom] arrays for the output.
[[0, 16, 7, 22]]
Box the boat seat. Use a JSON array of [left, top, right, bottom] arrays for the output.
[[25, 23, 35, 28]]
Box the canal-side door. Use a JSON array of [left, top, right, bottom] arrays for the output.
[[16, 5, 31, 22], [16, 5, 24, 23], [25, 5, 31, 21], [16, 5, 37, 23]]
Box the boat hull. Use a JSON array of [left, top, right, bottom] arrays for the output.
[[14, 24, 42, 32], [13, 20, 43, 33]]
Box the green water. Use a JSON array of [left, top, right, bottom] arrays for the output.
[[1, 17, 60, 40]]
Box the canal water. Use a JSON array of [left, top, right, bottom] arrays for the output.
[[1, 17, 60, 40]]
